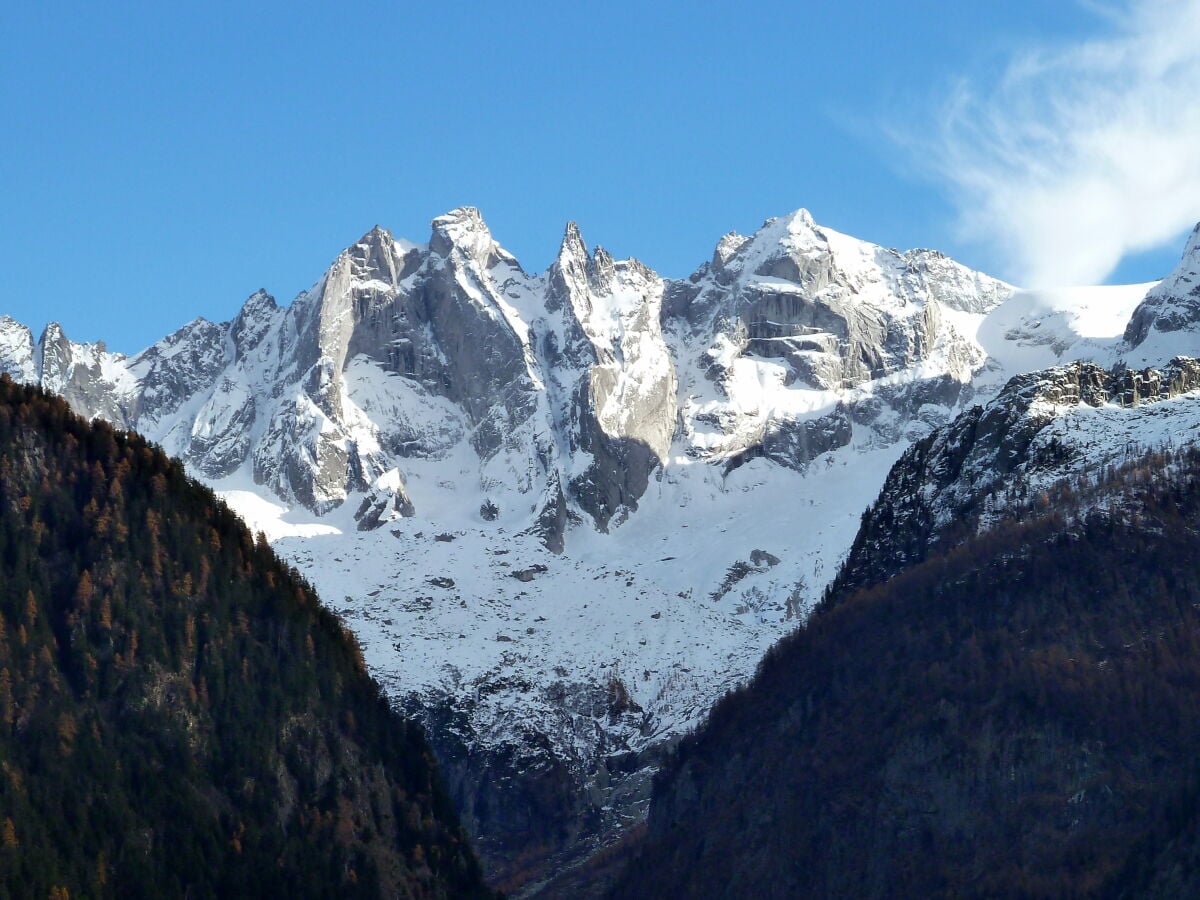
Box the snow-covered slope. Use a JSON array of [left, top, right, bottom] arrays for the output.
[[7, 208, 1198, 889], [973, 282, 1153, 385], [833, 231, 1200, 602], [664, 210, 1011, 474], [834, 357, 1200, 597], [1124, 223, 1200, 365]]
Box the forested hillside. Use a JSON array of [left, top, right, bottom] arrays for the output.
[[0, 375, 494, 899], [614, 447, 1200, 898]]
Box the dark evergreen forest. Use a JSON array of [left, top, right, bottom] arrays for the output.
[[614, 445, 1200, 898], [0, 376, 495, 899]]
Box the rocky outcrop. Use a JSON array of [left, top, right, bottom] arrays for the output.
[[1125, 223, 1200, 350], [667, 210, 1008, 388], [408, 676, 662, 895], [542, 223, 677, 530], [0, 316, 37, 382], [355, 470, 417, 530], [187, 377, 256, 477], [129, 317, 229, 424], [724, 404, 853, 472], [832, 357, 1200, 595], [663, 210, 1009, 473], [351, 212, 538, 456], [36, 323, 135, 426]]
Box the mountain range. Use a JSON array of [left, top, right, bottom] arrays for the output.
[[4, 209, 1199, 893]]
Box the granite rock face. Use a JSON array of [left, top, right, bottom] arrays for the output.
[[6, 208, 1013, 550], [664, 210, 1010, 475], [1125, 223, 1200, 350], [545, 224, 678, 529]]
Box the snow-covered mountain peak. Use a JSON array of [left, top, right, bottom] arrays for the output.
[[669, 208, 1015, 407], [431, 204, 487, 231], [528, 217, 678, 532], [0, 316, 35, 382], [1, 207, 1024, 535], [748, 213, 966, 303], [716, 208, 823, 281], [1178, 220, 1200, 266], [551, 220, 591, 283], [39, 321, 68, 346], [1124, 221, 1200, 362], [235, 288, 278, 321], [362, 223, 390, 243], [37, 321, 118, 369], [21, 321, 136, 427], [561, 219, 585, 250], [548, 221, 644, 298], [701, 209, 913, 303], [711, 231, 751, 278], [344, 225, 410, 284], [428, 206, 517, 271], [226, 290, 278, 354], [705, 210, 1011, 317], [774, 207, 818, 237]]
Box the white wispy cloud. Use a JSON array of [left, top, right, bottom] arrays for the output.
[[921, 0, 1200, 287]]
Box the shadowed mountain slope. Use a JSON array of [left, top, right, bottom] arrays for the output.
[[0, 375, 494, 899], [613, 445, 1200, 898]]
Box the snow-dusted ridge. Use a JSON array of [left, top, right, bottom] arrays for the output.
[[6, 207, 1198, 888]]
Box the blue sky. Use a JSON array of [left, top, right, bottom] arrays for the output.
[[3, 1, 1198, 353]]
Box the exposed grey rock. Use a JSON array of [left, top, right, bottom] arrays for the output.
[[668, 210, 1006, 390], [527, 472, 572, 554], [0, 207, 1016, 542], [663, 209, 1008, 473], [833, 357, 1200, 595], [725, 404, 853, 473], [750, 549, 780, 568], [407, 676, 665, 892], [129, 317, 229, 424], [187, 377, 255, 477], [355, 478, 416, 530], [1125, 223, 1200, 348], [0, 317, 36, 382], [546, 222, 678, 530], [36, 323, 134, 426], [511, 565, 548, 582], [229, 289, 279, 358]]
